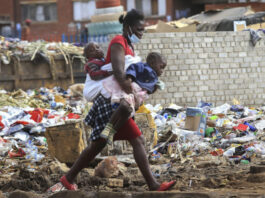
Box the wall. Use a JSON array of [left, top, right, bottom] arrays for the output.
[[0, 0, 14, 21], [129, 31, 265, 106]]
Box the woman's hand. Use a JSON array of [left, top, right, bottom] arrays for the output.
[[121, 79, 133, 94]]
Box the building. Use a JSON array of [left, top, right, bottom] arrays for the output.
[[0, 0, 177, 41], [1, 0, 264, 41]]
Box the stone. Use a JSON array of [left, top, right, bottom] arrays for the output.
[[94, 156, 120, 178], [48, 161, 70, 174], [8, 190, 41, 198], [250, 165, 265, 174], [247, 173, 265, 183], [107, 178, 124, 188]]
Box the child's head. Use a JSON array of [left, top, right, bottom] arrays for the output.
[[84, 42, 104, 59], [146, 52, 167, 76]]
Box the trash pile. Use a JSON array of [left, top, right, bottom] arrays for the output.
[[145, 100, 265, 166], [0, 87, 87, 171], [1, 85, 265, 196], [0, 38, 85, 66]]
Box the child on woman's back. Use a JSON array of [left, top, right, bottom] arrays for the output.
[[101, 52, 167, 144]]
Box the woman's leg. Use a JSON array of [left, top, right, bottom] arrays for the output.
[[65, 138, 107, 183], [128, 135, 160, 190]]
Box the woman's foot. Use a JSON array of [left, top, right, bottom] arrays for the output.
[[157, 180, 176, 191], [60, 175, 78, 190]]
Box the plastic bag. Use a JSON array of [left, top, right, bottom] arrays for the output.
[[27, 109, 44, 123]]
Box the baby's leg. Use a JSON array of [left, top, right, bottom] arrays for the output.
[[100, 99, 133, 144], [111, 99, 132, 130]]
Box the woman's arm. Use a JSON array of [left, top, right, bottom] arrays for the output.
[[110, 43, 132, 94]]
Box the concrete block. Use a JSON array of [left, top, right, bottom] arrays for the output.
[[107, 178, 124, 188], [239, 52, 247, 57], [204, 37, 213, 42], [174, 92, 184, 98], [219, 53, 228, 58]]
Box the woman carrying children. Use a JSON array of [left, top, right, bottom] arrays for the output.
[[52, 9, 176, 192]]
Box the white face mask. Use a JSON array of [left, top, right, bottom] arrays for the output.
[[128, 26, 140, 43]]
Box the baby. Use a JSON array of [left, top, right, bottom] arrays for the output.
[[83, 42, 112, 81]]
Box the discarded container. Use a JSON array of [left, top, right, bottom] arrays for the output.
[[45, 120, 86, 163], [185, 107, 207, 137]]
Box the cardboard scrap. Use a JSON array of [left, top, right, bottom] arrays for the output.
[[145, 18, 198, 33]]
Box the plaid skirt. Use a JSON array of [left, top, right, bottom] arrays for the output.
[[84, 94, 113, 141]]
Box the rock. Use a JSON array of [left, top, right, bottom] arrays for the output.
[[202, 178, 219, 188], [48, 161, 70, 174], [196, 161, 218, 169], [107, 178, 124, 188], [250, 165, 265, 174], [128, 168, 139, 175], [8, 190, 41, 198], [94, 156, 120, 178], [247, 173, 265, 183]]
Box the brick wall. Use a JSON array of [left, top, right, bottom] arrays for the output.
[[108, 31, 265, 106], [0, 0, 14, 21]]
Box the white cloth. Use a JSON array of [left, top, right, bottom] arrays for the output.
[[83, 55, 141, 102]]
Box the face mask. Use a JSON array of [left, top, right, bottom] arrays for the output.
[[128, 26, 140, 43]]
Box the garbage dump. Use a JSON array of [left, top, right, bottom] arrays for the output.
[[0, 86, 265, 197], [0, 38, 86, 91]]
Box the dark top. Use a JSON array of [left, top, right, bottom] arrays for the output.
[[126, 62, 158, 93]]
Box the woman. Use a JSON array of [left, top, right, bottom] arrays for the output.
[[51, 9, 175, 192]]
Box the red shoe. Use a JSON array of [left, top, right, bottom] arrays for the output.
[[157, 180, 176, 191], [60, 176, 78, 191]]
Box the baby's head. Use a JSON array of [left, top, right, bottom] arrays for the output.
[[84, 42, 104, 60], [146, 52, 167, 76]]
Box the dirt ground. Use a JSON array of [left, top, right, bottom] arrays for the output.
[[1, 150, 265, 198]]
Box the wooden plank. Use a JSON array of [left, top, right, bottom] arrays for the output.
[[0, 75, 16, 81]]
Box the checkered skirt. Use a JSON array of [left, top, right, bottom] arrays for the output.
[[84, 94, 113, 141]]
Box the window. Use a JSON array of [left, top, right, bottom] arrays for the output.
[[135, 0, 143, 11], [151, 0, 158, 15], [127, 0, 166, 17], [21, 3, 57, 22], [73, 1, 96, 21]]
